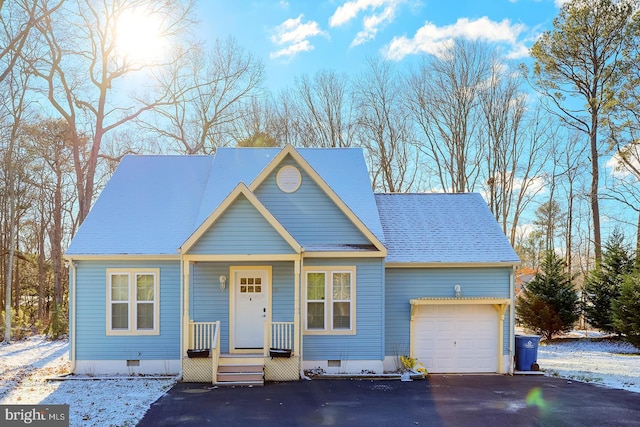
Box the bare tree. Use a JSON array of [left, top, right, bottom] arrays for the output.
[[608, 8, 640, 262], [0, 0, 64, 84], [479, 60, 553, 245], [0, 65, 31, 342], [27, 0, 194, 223], [143, 37, 264, 154], [407, 39, 491, 193], [557, 130, 589, 274], [231, 97, 281, 147], [291, 70, 356, 148], [23, 118, 75, 336], [529, 0, 637, 265], [353, 58, 417, 192]]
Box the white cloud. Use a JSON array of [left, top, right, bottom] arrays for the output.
[[351, 5, 396, 46], [270, 15, 328, 59], [383, 16, 528, 60], [329, 0, 406, 46], [555, 0, 571, 7], [606, 151, 640, 180]]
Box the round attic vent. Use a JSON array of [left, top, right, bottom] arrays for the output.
[[276, 165, 302, 193]]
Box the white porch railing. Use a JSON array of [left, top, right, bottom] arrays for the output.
[[266, 321, 295, 353], [188, 321, 220, 383], [189, 321, 219, 350]]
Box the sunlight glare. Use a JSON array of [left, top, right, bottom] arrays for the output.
[[115, 8, 167, 64]]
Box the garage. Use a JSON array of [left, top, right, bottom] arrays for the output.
[[411, 300, 507, 373]]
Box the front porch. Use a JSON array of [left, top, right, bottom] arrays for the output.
[[180, 254, 303, 384], [182, 320, 300, 385]]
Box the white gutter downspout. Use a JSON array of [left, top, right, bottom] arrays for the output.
[[67, 257, 77, 373]]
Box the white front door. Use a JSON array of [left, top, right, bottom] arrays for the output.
[[232, 269, 269, 349]]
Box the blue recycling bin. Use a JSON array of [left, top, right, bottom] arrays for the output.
[[515, 335, 541, 371]]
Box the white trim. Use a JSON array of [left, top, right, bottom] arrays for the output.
[[180, 183, 302, 254], [303, 251, 385, 258], [302, 359, 383, 375], [74, 359, 180, 375], [64, 254, 180, 260], [182, 254, 299, 262], [276, 165, 302, 193], [302, 266, 356, 335], [106, 268, 160, 336], [386, 262, 520, 268], [509, 265, 516, 374]]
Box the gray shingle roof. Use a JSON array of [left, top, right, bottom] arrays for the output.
[[375, 193, 520, 264]]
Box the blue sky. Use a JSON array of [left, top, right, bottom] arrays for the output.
[[196, 0, 568, 90]]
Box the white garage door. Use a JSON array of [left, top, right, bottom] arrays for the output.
[[413, 304, 498, 373]]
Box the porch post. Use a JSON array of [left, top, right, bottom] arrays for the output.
[[493, 303, 508, 374], [294, 258, 301, 356], [182, 260, 191, 357]]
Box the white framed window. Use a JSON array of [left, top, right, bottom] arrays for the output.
[[303, 267, 356, 335], [106, 269, 160, 335]]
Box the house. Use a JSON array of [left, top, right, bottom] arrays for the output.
[[65, 145, 520, 384]]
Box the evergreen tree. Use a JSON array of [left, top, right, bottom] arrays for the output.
[[612, 273, 640, 348], [583, 230, 635, 333], [516, 251, 580, 339]]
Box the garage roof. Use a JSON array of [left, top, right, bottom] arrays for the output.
[[375, 193, 520, 265]]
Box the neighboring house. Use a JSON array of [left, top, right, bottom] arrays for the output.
[[65, 145, 520, 384], [515, 268, 537, 295]]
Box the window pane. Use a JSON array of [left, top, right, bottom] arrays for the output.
[[332, 272, 351, 300], [112, 303, 128, 329], [136, 274, 154, 301], [333, 302, 351, 329], [307, 273, 325, 300], [111, 274, 129, 301], [137, 303, 154, 329], [307, 302, 325, 329]]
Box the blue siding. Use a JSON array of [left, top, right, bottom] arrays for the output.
[[254, 157, 371, 246], [385, 267, 512, 356], [188, 194, 296, 255], [74, 260, 181, 360], [191, 261, 295, 353], [302, 258, 385, 361]]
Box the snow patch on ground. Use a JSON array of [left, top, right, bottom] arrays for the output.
[[0, 336, 176, 426], [538, 338, 640, 393]]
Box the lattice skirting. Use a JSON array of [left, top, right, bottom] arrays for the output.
[[182, 357, 213, 383], [264, 355, 300, 381]]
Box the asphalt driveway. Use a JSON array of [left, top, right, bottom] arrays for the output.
[[138, 375, 640, 426]]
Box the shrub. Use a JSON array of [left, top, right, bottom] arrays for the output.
[[583, 230, 634, 333], [516, 251, 579, 339], [612, 273, 640, 348]]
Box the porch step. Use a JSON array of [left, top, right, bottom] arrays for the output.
[[216, 354, 264, 387], [215, 380, 264, 387], [218, 364, 264, 373], [217, 372, 264, 382], [218, 353, 264, 366]]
